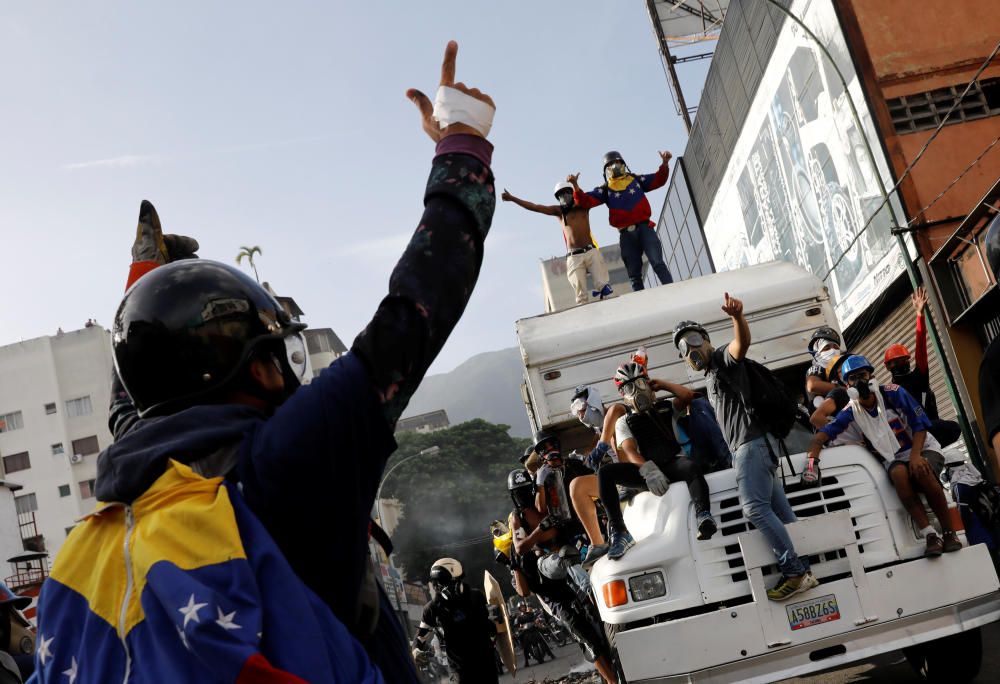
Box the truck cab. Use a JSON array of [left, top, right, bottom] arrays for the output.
[[516, 261, 1000, 683]]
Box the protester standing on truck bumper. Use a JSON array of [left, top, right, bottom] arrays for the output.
[[674, 295, 818, 601], [31, 41, 496, 684]]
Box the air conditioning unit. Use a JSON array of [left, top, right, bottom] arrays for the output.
[[69, 454, 84, 465]]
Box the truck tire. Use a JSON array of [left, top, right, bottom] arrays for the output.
[[903, 627, 982, 683], [603, 623, 629, 684]]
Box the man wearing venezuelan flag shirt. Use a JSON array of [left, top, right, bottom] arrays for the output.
[[570, 150, 674, 291]]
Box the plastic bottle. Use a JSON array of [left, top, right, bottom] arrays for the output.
[[633, 345, 648, 368]]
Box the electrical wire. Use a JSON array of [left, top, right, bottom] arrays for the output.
[[906, 132, 1000, 226], [821, 39, 1000, 281]]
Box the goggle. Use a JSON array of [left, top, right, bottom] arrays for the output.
[[677, 332, 705, 356], [606, 161, 627, 175], [618, 376, 649, 397], [281, 333, 309, 382]]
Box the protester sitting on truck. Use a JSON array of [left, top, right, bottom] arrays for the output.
[[674, 296, 819, 601], [502, 185, 613, 305], [504, 472, 616, 683], [882, 287, 961, 447], [804, 326, 851, 406], [570, 385, 624, 471], [597, 359, 718, 561], [809, 353, 853, 429], [530, 431, 608, 565], [805, 355, 963, 557], [673, 395, 733, 473], [568, 150, 674, 291]]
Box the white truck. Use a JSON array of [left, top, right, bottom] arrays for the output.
[[516, 261, 1000, 683]]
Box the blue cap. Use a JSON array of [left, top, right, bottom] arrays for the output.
[[839, 355, 874, 381]]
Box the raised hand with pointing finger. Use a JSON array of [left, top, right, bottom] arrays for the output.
[[407, 41, 496, 142]]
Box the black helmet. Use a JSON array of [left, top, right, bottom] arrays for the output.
[[112, 260, 307, 417], [808, 326, 841, 355], [519, 445, 534, 465], [507, 469, 536, 509], [673, 320, 709, 348], [985, 212, 1000, 281], [602, 150, 625, 169], [533, 429, 560, 456]]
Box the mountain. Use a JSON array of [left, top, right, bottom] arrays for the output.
[[400, 347, 532, 437]]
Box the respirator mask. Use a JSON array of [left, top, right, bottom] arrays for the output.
[[678, 331, 713, 372], [557, 192, 575, 210], [847, 377, 878, 401], [620, 376, 655, 413], [605, 160, 627, 179]]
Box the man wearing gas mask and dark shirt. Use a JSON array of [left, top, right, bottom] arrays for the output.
[[597, 357, 717, 561], [412, 558, 497, 684]]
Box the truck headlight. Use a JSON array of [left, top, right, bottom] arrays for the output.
[[628, 572, 666, 602]]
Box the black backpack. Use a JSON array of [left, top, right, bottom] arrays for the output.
[[717, 356, 798, 439]]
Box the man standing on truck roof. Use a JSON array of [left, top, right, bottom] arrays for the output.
[[502, 183, 613, 305], [883, 287, 961, 447], [569, 150, 674, 291], [674, 295, 818, 601]]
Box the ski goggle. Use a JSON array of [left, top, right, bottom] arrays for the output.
[[677, 332, 706, 356]]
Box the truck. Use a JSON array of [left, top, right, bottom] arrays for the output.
[[515, 261, 1000, 683]]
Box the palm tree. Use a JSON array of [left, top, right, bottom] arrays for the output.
[[235, 245, 262, 282]]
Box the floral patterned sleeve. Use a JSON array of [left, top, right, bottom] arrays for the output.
[[351, 134, 496, 427]]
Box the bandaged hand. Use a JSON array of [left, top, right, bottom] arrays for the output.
[[407, 41, 495, 142], [586, 441, 611, 471], [639, 461, 669, 496]]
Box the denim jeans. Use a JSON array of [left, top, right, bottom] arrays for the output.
[[619, 225, 673, 290], [734, 434, 809, 577]]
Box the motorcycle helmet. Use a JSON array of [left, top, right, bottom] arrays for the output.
[[808, 326, 841, 356]]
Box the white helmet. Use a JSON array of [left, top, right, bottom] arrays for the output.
[[430, 557, 464, 581], [553, 181, 574, 198]]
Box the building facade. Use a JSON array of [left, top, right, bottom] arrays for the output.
[[0, 326, 113, 560], [647, 0, 1000, 472], [395, 410, 451, 435]]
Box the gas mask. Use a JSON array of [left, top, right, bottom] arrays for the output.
[[246, 334, 308, 407], [605, 160, 627, 179], [620, 376, 655, 413], [678, 332, 713, 372], [571, 396, 604, 430], [847, 378, 878, 401], [0, 606, 34, 656], [556, 192, 575, 210], [888, 360, 911, 378]]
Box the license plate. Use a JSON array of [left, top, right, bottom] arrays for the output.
[[786, 594, 841, 631]]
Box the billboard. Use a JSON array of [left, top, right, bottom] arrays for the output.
[[701, 0, 908, 327]]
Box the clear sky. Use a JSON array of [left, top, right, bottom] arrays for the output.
[[0, 1, 705, 373]]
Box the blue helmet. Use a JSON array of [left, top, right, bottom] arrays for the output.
[[839, 355, 874, 382]]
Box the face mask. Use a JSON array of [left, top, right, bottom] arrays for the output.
[[620, 377, 654, 412], [847, 378, 877, 401], [605, 161, 627, 179], [815, 348, 838, 368], [571, 397, 604, 430], [557, 193, 574, 210], [678, 333, 713, 372], [889, 361, 911, 378]]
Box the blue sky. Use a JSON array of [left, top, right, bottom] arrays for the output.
[[0, 1, 705, 372]]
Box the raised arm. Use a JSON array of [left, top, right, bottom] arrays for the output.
[[635, 150, 672, 192], [501, 189, 560, 216], [352, 42, 496, 429], [723, 293, 750, 361], [650, 377, 695, 410], [569, 172, 605, 209], [913, 287, 929, 375]]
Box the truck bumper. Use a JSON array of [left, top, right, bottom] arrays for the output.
[[617, 544, 1000, 684]]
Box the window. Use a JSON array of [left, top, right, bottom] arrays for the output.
[[65, 396, 93, 418], [44, 403, 57, 415], [0, 411, 24, 433], [51, 443, 64, 456], [71, 436, 100, 457], [79, 479, 97, 500], [14, 493, 37, 515], [2, 452, 30, 474], [887, 77, 1000, 133], [58, 484, 71, 498]]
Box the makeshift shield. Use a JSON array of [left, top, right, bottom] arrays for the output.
[[484, 570, 516, 678]]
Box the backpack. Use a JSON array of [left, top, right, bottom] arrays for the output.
[[718, 356, 798, 439]]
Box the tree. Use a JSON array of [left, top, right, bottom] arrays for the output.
[[235, 245, 262, 282], [382, 419, 530, 596]]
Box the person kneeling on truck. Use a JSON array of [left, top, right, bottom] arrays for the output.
[[674, 295, 818, 601], [804, 355, 963, 557], [598, 359, 718, 561]]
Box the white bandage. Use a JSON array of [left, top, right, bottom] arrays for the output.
[[433, 85, 494, 137]]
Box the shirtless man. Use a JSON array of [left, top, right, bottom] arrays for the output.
[[502, 183, 613, 305]]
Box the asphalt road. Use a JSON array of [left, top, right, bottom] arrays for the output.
[[499, 642, 599, 683]]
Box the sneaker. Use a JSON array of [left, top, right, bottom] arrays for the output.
[[696, 515, 718, 541], [925, 532, 944, 557], [607, 530, 635, 560], [942, 530, 963, 553], [599, 284, 614, 299], [766, 571, 819, 601], [582, 544, 609, 567]]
